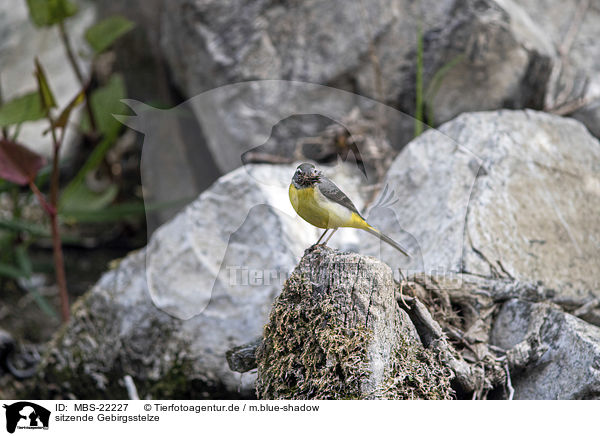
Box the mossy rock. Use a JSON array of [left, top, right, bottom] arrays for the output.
[[256, 246, 453, 399], [16, 250, 249, 400]]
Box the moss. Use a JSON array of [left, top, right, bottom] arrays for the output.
[[26, 349, 245, 400], [381, 336, 453, 399], [18, 291, 248, 400], [256, 267, 453, 400], [256, 272, 372, 399], [142, 357, 247, 400]]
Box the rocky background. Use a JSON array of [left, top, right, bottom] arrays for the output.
[[1, 0, 599, 400]]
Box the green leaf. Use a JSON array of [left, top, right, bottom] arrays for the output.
[[15, 244, 33, 278], [60, 201, 144, 223], [31, 260, 54, 274], [59, 197, 190, 224], [24, 285, 59, 319], [18, 272, 59, 319], [59, 183, 118, 214], [34, 58, 57, 111], [53, 87, 86, 130], [0, 92, 46, 127], [0, 218, 82, 244], [81, 73, 127, 138], [26, 0, 78, 27], [34, 163, 53, 189], [425, 55, 464, 126], [64, 75, 127, 201], [0, 231, 13, 253], [0, 217, 51, 238], [85, 16, 135, 54], [0, 261, 27, 280], [60, 136, 112, 202]]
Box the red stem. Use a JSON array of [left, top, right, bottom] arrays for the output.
[[29, 179, 69, 322], [28, 181, 55, 216], [29, 179, 69, 323], [44, 116, 70, 323], [50, 212, 69, 322]]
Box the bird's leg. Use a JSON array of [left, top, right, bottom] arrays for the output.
[[322, 228, 338, 245], [314, 229, 329, 245]]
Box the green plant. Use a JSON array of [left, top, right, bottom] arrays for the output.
[[414, 20, 425, 138], [413, 19, 463, 137], [424, 55, 464, 126], [0, 0, 136, 322]]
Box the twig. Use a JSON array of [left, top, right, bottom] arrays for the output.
[[558, 0, 589, 59], [123, 375, 140, 400], [473, 363, 485, 400], [488, 344, 507, 355], [548, 96, 593, 116], [28, 181, 55, 216], [58, 22, 84, 84], [445, 324, 480, 358], [58, 21, 98, 133], [545, 0, 590, 113], [504, 362, 514, 400], [573, 297, 600, 318], [398, 294, 481, 394], [398, 279, 409, 309], [38, 109, 69, 323], [47, 122, 69, 322]]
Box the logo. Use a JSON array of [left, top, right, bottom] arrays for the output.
[[3, 402, 50, 433]]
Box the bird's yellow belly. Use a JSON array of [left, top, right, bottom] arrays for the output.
[[289, 184, 365, 229]]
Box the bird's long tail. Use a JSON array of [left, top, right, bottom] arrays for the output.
[[364, 226, 411, 257]]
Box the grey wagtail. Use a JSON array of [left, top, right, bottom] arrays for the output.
[[289, 163, 411, 257]]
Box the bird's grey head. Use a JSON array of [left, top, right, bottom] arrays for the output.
[[292, 163, 321, 188]]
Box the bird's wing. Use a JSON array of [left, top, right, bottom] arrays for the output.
[[317, 176, 364, 218]]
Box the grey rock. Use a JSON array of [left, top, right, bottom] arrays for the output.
[[31, 163, 366, 398], [226, 338, 261, 374], [160, 0, 399, 94], [421, 0, 554, 124], [158, 0, 554, 173], [362, 110, 600, 304], [492, 298, 600, 399], [518, 0, 600, 137], [0, 0, 95, 158]]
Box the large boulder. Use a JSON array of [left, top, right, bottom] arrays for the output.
[[159, 0, 554, 173], [29, 163, 365, 399], [0, 0, 95, 157], [363, 110, 600, 307], [492, 298, 600, 399]]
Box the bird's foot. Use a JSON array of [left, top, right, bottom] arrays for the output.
[[307, 242, 329, 253]]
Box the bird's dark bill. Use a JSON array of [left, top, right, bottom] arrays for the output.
[[298, 173, 320, 185]]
